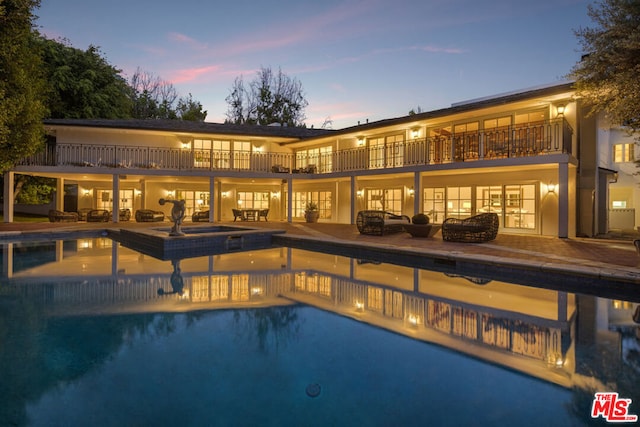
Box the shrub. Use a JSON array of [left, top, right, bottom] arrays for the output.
[[412, 213, 430, 224]]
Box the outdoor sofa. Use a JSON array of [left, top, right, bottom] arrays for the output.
[[356, 210, 411, 235], [135, 209, 165, 222], [86, 209, 110, 222], [441, 212, 499, 243], [192, 210, 210, 222], [48, 209, 79, 222]]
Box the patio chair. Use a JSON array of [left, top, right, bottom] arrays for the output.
[[258, 209, 269, 221], [356, 210, 410, 235], [232, 208, 246, 221], [441, 212, 499, 243]]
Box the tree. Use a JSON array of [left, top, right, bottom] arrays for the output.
[[225, 66, 308, 127], [130, 68, 207, 121], [570, 0, 640, 133], [0, 0, 47, 173], [38, 37, 133, 119], [130, 67, 177, 119], [176, 93, 207, 121], [408, 106, 423, 115]]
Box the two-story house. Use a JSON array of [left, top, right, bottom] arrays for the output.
[[4, 80, 632, 238]]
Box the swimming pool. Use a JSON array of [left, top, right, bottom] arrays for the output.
[[1, 237, 639, 426]]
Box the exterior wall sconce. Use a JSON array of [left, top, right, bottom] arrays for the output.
[[357, 189, 364, 198], [411, 128, 420, 139], [134, 189, 141, 197], [408, 187, 415, 197], [357, 137, 365, 147], [221, 191, 229, 198], [547, 182, 556, 193], [83, 189, 91, 197], [271, 191, 280, 199], [166, 190, 175, 198], [181, 142, 191, 150], [556, 104, 565, 117]]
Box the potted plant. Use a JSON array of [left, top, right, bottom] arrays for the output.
[[404, 213, 441, 238], [304, 202, 319, 223]]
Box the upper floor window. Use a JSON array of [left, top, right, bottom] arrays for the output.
[[296, 146, 332, 173], [613, 143, 634, 163], [367, 134, 404, 169], [515, 109, 547, 125], [483, 116, 511, 130]]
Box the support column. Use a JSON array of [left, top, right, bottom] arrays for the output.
[[112, 174, 120, 223], [140, 179, 147, 210], [413, 171, 420, 215], [56, 177, 64, 210], [209, 176, 215, 222], [287, 179, 293, 223], [558, 163, 569, 238], [351, 176, 357, 224], [3, 172, 14, 223]]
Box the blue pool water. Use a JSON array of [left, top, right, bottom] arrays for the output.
[[19, 308, 574, 427], [1, 237, 639, 426]]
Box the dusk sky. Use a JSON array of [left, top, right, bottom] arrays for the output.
[[35, 0, 593, 129]]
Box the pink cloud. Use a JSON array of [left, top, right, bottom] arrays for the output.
[[170, 65, 223, 84], [167, 32, 208, 50]]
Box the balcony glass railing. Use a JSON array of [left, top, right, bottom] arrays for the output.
[[18, 119, 572, 174]]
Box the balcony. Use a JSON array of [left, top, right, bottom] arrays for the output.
[[18, 119, 572, 174]]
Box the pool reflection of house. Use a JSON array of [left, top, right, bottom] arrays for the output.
[[6, 81, 638, 237], [6, 238, 637, 390]]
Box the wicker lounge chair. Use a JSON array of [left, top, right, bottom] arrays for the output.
[[119, 209, 131, 221], [48, 209, 79, 222], [135, 209, 165, 222], [356, 210, 410, 235], [192, 210, 209, 222], [442, 212, 499, 243], [86, 209, 110, 222]]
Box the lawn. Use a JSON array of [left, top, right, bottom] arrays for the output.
[[0, 213, 49, 223]]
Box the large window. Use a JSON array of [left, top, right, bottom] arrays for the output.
[[237, 191, 270, 209], [96, 189, 133, 211], [423, 184, 537, 230], [423, 187, 445, 223], [366, 188, 402, 214], [453, 122, 479, 160], [483, 117, 511, 158], [504, 185, 536, 229], [177, 190, 210, 218], [233, 141, 251, 170], [193, 139, 232, 169], [428, 126, 452, 163], [477, 186, 503, 215], [614, 143, 634, 163], [296, 146, 332, 172], [292, 191, 332, 219], [368, 134, 404, 169], [445, 187, 472, 220]]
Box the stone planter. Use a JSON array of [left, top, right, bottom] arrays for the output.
[[403, 223, 441, 238], [305, 211, 319, 223]]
